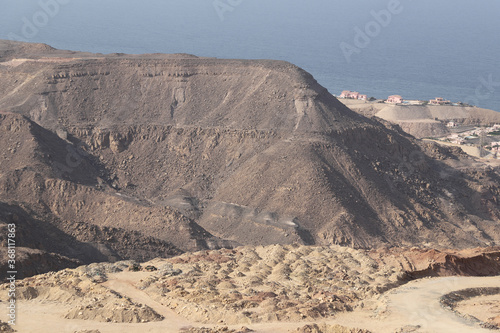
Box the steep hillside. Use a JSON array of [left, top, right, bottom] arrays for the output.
[[0, 112, 236, 276], [0, 41, 500, 267]]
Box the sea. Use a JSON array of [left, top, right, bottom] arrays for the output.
[[1, 0, 499, 111]]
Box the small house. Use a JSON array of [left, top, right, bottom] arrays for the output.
[[339, 90, 368, 100], [429, 97, 450, 105], [339, 90, 351, 98], [339, 90, 367, 100], [387, 95, 403, 104]]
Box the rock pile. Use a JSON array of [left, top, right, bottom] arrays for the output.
[[141, 245, 404, 324], [0, 261, 164, 324]]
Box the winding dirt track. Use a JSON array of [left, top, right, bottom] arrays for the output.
[[103, 272, 192, 328], [378, 276, 500, 333]]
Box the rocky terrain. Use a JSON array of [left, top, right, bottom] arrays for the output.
[[368, 246, 500, 278], [181, 325, 371, 333], [2, 245, 402, 327], [0, 40, 499, 331], [0, 40, 500, 278], [0, 244, 498, 332]]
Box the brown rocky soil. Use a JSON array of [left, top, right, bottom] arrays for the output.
[[1, 261, 164, 324], [2, 244, 400, 326], [179, 327, 255, 333], [178, 325, 370, 333], [368, 246, 500, 278], [291, 324, 371, 333], [0, 320, 14, 332], [141, 245, 404, 325]]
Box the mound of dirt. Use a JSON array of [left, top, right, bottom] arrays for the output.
[[1, 244, 499, 331], [140, 245, 406, 325], [0, 260, 164, 324], [64, 301, 162, 323], [0, 245, 407, 327]]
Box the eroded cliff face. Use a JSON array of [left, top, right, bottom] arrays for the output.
[[0, 40, 499, 274], [0, 54, 356, 133]]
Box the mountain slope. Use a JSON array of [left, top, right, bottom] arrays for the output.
[[0, 112, 236, 276], [0, 40, 499, 259]]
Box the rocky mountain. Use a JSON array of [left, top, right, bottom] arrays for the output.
[[1, 40, 500, 275], [0, 111, 232, 278]]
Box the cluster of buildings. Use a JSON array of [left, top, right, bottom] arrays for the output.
[[442, 124, 500, 158], [459, 124, 500, 137], [386, 95, 453, 105], [446, 133, 466, 145], [339, 90, 367, 101], [339, 90, 458, 106]]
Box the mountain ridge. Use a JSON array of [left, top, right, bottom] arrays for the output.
[[0, 41, 499, 276]]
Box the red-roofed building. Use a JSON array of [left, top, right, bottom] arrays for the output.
[[339, 90, 367, 100], [340, 90, 351, 98]]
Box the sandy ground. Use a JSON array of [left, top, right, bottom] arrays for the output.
[[360, 276, 500, 333], [2, 274, 499, 333], [455, 293, 500, 327]]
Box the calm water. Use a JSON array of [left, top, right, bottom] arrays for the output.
[[1, 0, 499, 111]]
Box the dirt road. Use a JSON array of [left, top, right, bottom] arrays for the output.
[[377, 276, 500, 333]]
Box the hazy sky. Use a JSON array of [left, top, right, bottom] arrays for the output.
[[1, 0, 499, 108], [2, 0, 498, 55]]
